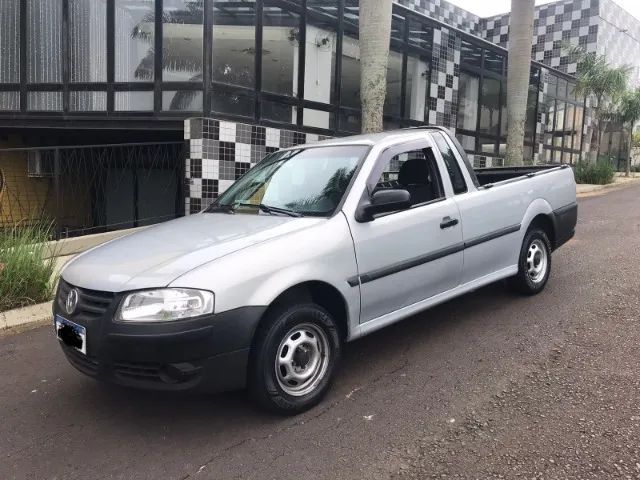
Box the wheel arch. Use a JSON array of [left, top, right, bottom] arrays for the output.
[[253, 280, 350, 345], [522, 199, 556, 249]]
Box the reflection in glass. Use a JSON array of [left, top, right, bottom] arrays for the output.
[[163, 90, 202, 111], [405, 54, 429, 122], [479, 137, 496, 155], [303, 18, 336, 128], [390, 13, 405, 43], [163, 0, 203, 82], [457, 72, 479, 131], [340, 34, 360, 109], [460, 40, 482, 69], [262, 101, 296, 123], [214, 146, 366, 216], [484, 49, 504, 75], [0, 92, 19, 111], [28, 92, 63, 111], [304, 108, 335, 130], [564, 103, 575, 149], [574, 106, 584, 149], [70, 91, 107, 111], [479, 77, 501, 135], [0, 0, 20, 83], [70, 0, 107, 83], [384, 50, 403, 117], [408, 19, 432, 50], [115, 91, 154, 111], [27, 0, 63, 83], [211, 89, 254, 117], [212, 0, 256, 88], [343, 0, 359, 27], [115, 0, 154, 82], [524, 86, 537, 142], [262, 5, 299, 97], [339, 109, 361, 133]]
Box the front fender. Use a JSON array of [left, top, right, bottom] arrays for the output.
[[169, 215, 361, 337]]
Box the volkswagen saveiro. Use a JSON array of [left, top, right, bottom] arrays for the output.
[[54, 127, 577, 414]]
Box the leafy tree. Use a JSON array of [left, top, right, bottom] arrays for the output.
[[617, 88, 640, 176], [565, 45, 631, 162]]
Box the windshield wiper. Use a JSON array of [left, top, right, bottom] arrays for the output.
[[235, 202, 303, 217], [207, 203, 235, 214]]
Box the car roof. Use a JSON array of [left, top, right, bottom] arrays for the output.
[[281, 127, 449, 151]]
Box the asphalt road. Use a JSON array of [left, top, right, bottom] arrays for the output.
[[1, 185, 639, 480]]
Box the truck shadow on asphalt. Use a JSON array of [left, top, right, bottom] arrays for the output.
[[68, 279, 534, 431]]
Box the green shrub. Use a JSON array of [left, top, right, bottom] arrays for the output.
[[573, 160, 615, 185], [0, 223, 57, 312]]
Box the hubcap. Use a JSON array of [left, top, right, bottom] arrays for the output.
[[275, 323, 330, 397], [526, 239, 548, 284]]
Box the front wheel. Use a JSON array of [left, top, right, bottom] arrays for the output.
[[509, 228, 552, 295], [248, 303, 341, 415]]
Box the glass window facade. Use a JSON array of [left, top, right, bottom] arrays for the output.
[[0, 0, 586, 158], [542, 72, 584, 163]]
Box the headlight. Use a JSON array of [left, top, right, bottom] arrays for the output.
[[117, 288, 214, 322]]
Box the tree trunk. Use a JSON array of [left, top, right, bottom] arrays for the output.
[[505, 0, 535, 166], [359, 0, 393, 133], [590, 99, 602, 163], [626, 124, 633, 177]]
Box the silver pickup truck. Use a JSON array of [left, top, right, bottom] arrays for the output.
[[54, 127, 577, 414]]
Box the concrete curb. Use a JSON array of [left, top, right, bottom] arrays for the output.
[[577, 177, 640, 197], [1, 301, 52, 333], [43, 226, 146, 259]]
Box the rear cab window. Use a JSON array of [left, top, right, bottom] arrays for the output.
[[432, 132, 468, 194]]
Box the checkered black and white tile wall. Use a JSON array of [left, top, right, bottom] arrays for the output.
[[396, 0, 480, 34], [428, 26, 460, 132], [184, 118, 330, 214], [481, 0, 599, 75]]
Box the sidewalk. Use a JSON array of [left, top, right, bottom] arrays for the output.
[[576, 173, 640, 197], [1, 229, 140, 334]]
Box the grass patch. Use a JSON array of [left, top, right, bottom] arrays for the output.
[[0, 223, 58, 312], [573, 160, 615, 185]]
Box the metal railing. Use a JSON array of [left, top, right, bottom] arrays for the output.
[[0, 141, 185, 239]]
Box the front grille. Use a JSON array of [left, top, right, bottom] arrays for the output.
[[113, 362, 167, 383], [57, 279, 115, 321]]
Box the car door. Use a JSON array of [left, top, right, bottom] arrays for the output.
[[432, 132, 524, 284], [346, 139, 464, 324]]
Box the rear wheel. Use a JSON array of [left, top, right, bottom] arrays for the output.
[[509, 228, 552, 295], [248, 303, 341, 415]]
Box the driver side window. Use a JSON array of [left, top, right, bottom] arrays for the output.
[[374, 148, 444, 207]]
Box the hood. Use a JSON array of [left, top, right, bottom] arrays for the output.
[[62, 213, 323, 292]]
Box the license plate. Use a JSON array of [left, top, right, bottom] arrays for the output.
[[55, 315, 87, 355]]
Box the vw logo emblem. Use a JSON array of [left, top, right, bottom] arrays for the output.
[[65, 289, 79, 315]]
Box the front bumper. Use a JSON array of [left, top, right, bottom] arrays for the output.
[[54, 281, 266, 393]]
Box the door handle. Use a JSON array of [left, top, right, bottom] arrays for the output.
[[440, 216, 459, 229]]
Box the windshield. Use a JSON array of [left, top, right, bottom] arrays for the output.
[[208, 145, 368, 217]]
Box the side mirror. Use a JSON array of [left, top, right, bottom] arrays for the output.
[[355, 189, 411, 222]]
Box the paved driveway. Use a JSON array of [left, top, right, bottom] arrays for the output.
[[1, 185, 638, 480]]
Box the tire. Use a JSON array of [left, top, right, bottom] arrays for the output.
[[509, 227, 552, 295], [248, 303, 341, 415]]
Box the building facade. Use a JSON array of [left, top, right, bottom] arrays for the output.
[[0, 0, 639, 230]]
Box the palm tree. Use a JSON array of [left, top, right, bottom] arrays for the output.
[[131, 1, 205, 110], [359, 0, 393, 133], [505, 0, 535, 166], [566, 45, 631, 162], [617, 88, 640, 176]]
